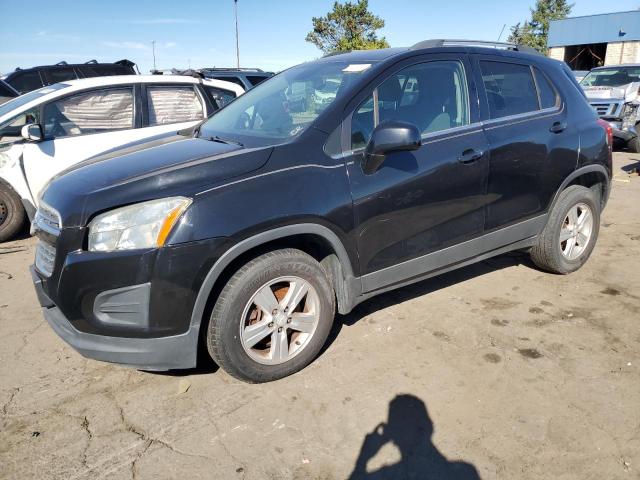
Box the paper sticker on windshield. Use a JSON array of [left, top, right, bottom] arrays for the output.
[[343, 64, 372, 73]]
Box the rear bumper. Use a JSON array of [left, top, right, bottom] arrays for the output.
[[32, 266, 200, 370]]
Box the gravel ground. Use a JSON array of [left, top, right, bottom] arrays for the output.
[[1, 152, 639, 480]]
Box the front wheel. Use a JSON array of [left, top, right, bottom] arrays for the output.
[[0, 184, 26, 242], [206, 248, 336, 383], [530, 185, 600, 274]]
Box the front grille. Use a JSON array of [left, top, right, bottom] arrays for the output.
[[33, 202, 61, 235], [35, 241, 56, 277], [590, 101, 623, 118]]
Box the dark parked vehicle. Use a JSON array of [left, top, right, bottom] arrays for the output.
[[4, 59, 137, 93], [198, 67, 274, 90], [31, 40, 612, 383], [0, 79, 19, 105]]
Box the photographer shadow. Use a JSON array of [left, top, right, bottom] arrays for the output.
[[349, 394, 481, 480]]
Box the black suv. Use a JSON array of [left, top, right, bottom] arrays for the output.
[[31, 40, 612, 383], [198, 68, 274, 90], [4, 59, 137, 93]]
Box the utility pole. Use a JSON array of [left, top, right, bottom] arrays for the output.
[[234, 0, 240, 68], [152, 40, 157, 71]]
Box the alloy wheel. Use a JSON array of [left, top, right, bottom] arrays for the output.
[[239, 276, 320, 365], [559, 202, 593, 260]]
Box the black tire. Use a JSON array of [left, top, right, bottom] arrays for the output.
[[627, 133, 640, 154], [530, 185, 600, 274], [0, 184, 26, 243], [206, 248, 336, 383]]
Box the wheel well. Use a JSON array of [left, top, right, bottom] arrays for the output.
[[197, 233, 353, 351], [566, 171, 608, 209]]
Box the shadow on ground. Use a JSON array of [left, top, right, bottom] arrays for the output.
[[348, 394, 481, 479]]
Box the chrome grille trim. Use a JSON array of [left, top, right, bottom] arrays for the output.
[[589, 101, 623, 118], [35, 241, 56, 277]]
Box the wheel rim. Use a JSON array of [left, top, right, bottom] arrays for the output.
[[560, 202, 593, 261], [0, 199, 7, 226], [239, 276, 320, 365]]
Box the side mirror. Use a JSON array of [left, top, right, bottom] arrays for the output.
[[362, 121, 421, 174], [21, 124, 44, 142]]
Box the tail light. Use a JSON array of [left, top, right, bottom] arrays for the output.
[[597, 118, 613, 148], [597, 118, 613, 170]]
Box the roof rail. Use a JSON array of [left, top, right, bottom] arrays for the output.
[[55, 61, 69, 66], [410, 39, 541, 54], [85, 59, 98, 64]]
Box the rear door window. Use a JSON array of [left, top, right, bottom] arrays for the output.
[[43, 87, 134, 137], [147, 86, 204, 125], [7, 71, 43, 93], [247, 75, 269, 87], [480, 61, 539, 119]]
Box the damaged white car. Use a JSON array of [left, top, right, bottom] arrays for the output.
[[0, 75, 244, 241], [580, 65, 640, 153]]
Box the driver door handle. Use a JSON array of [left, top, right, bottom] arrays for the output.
[[550, 121, 567, 134], [457, 148, 484, 164]]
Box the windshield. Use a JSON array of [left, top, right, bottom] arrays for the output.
[[198, 60, 374, 144], [0, 83, 70, 118], [580, 67, 640, 87]]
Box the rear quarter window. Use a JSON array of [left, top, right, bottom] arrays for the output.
[[533, 67, 559, 109]]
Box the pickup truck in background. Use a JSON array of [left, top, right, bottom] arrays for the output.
[[580, 64, 640, 153]]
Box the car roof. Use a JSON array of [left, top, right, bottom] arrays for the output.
[[0, 75, 244, 123], [591, 64, 640, 70], [61, 75, 244, 94]]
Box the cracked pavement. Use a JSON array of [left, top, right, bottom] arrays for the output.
[[1, 153, 640, 479]]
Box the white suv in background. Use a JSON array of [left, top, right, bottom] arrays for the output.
[[0, 75, 244, 241]]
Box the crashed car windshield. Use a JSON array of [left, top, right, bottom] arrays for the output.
[[198, 60, 373, 144], [580, 67, 640, 87]]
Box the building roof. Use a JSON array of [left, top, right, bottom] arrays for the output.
[[548, 10, 640, 47]]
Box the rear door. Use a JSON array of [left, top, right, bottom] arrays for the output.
[[344, 54, 490, 289], [472, 56, 578, 231]]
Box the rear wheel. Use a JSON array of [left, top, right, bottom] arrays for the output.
[[0, 184, 26, 242], [530, 185, 600, 274], [627, 133, 640, 154], [206, 248, 335, 383]]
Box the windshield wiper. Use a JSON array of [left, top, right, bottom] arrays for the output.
[[208, 135, 244, 147]]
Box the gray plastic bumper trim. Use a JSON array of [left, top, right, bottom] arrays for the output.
[[43, 306, 199, 371]]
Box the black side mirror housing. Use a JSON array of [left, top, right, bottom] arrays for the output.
[[362, 121, 421, 174]]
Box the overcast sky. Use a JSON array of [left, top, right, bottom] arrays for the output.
[[2, 0, 639, 75]]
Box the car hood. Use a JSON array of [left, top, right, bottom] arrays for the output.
[[583, 82, 640, 103], [41, 133, 273, 227]]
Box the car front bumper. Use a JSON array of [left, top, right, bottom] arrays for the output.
[[32, 266, 200, 370]]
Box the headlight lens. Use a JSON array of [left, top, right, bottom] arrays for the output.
[[88, 197, 192, 252], [622, 103, 639, 129]]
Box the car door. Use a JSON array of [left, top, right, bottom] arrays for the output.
[[472, 56, 578, 231], [343, 54, 490, 291], [21, 85, 144, 199]]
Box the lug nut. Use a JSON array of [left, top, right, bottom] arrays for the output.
[[287, 317, 292, 323], [278, 327, 283, 333], [272, 309, 278, 315], [268, 322, 274, 328]]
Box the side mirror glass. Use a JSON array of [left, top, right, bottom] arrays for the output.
[[362, 121, 421, 175], [21, 123, 43, 142]]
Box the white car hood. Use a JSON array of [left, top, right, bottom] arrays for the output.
[[583, 82, 640, 103]]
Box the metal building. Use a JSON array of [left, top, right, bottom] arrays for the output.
[[548, 10, 640, 70]]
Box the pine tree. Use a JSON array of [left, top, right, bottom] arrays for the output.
[[306, 0, 389, 54], [508, 0, 572, 52]]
